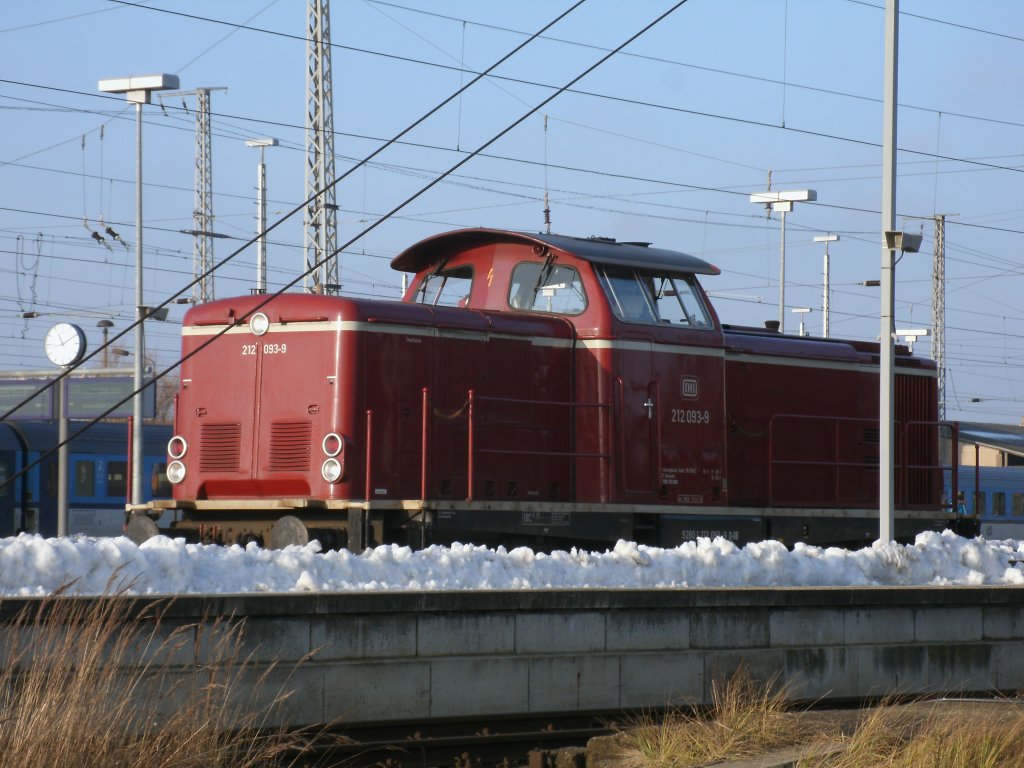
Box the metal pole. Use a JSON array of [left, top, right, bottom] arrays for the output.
[[132, 100, 145, 509], [822, 240, 830, 338], [256, 147, 267, 292], [879, 0, 899, 543], [778, 208, 787, 333], [57, 375, 68, 536]]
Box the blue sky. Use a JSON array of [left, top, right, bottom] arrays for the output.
[[2, 1, 1024, 423]]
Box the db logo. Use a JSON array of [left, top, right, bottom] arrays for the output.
[[680, 376, 699, 400]]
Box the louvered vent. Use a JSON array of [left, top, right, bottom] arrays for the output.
[[269, 421, 312, 472], [199, 423, 242, 472]]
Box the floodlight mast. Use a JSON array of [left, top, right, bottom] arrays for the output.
[[813, 234, 839, 337], [880, 0, 901, 544], [246, 138, 279, 294], [750, 189, 816, 333], [97, 73, 179, 511]]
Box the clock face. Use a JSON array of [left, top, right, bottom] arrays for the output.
[[44, 322, 86, 367]]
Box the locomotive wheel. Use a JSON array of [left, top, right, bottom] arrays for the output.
[[269, 515, 309, 549], [125, 515, 159, 546]]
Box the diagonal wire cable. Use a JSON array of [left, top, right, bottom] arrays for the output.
[[0, 0, 589, 426], [2, 0, 694, 496]]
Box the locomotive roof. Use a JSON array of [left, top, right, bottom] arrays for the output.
[[391, 228, 721, 276]]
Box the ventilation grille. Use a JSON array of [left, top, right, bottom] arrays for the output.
[[199, 423, 242, 472], [269, 421, 312, 472]]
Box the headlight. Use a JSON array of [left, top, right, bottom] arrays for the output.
[[321, 458, 342, 483], [167, 435, 188, 459], [322, 432, 343, 457], [249, 312, 270, 336], [167, 460, 187, 485]]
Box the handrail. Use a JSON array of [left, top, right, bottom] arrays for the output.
[[364, 409, 373, 502], [767, 413, 948, 509], [420, 387, 429, 503], [464, 388, 611, 502]]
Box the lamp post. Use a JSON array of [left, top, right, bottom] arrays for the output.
[[791, 307, 811, 337], [97, 319, 114, 368], [245, 138, 278, 294], [813, 234, 839, 337], [896, 328, 929, 354], [98, 74, 179, 509], [750, 189, 817, 333]]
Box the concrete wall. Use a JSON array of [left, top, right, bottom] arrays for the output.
[[3, 587, 1023, 728]]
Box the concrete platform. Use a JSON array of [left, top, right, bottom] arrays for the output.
[[3, 587, 1023, 728]]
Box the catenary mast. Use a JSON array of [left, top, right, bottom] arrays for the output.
[[304, 0, 339, 294]]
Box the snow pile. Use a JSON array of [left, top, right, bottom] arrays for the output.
[[0, 529, 1021, 596]]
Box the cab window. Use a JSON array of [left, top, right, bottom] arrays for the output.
[[413, 265, 473, 307], [598, 266, 712, 327], [508, 262, 586, 315]]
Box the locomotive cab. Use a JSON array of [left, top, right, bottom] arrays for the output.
[[396, 229, 730, 526]]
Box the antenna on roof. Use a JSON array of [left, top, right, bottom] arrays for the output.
[[542, 114, 552, 234]]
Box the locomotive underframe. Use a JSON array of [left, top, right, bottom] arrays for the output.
[[138, 497, 967, 551]]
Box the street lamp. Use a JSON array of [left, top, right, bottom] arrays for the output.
[[97, 319, 114, 368], [791, 307, 811, 337], [750, 189, 817, 333], [896, 328, 929, 354], [245, 138, 278, 294], [98, 73, 179, 510], [813, 234, 840, 337]]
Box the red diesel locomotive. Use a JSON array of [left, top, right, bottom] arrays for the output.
[[136, 228, 969, 550]]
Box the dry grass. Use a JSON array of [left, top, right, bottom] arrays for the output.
[[798, 700, 1024, 768], [616, 667, 803, 768], [0, 587, 317, 768], [616, 670, 1024, 768]]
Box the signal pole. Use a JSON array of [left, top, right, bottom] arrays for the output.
[[305, 0, 339, 295]]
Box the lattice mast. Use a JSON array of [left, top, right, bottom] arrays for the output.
[[162, 87, 226, 303], [932, 214, 946, 420], [304, 0, 339, 294], [193, 88, 215, 303]]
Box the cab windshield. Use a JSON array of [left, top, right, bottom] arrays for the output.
[[597, 266, 712, 328]]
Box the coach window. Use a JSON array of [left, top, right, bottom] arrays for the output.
[[107, 461, 127, 499], [152, 463, 171, 497], [413, 265, 473, 307], [74, 460, 95, 497], [0, 461, 8, 497], [45, 463, 57, 498], [992, 491, 1006, 517], [508, 262, 586, 315], [1013, 492, 1024, 517]]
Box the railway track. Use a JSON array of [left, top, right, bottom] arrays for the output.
[[285, 713, 618, 768]]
